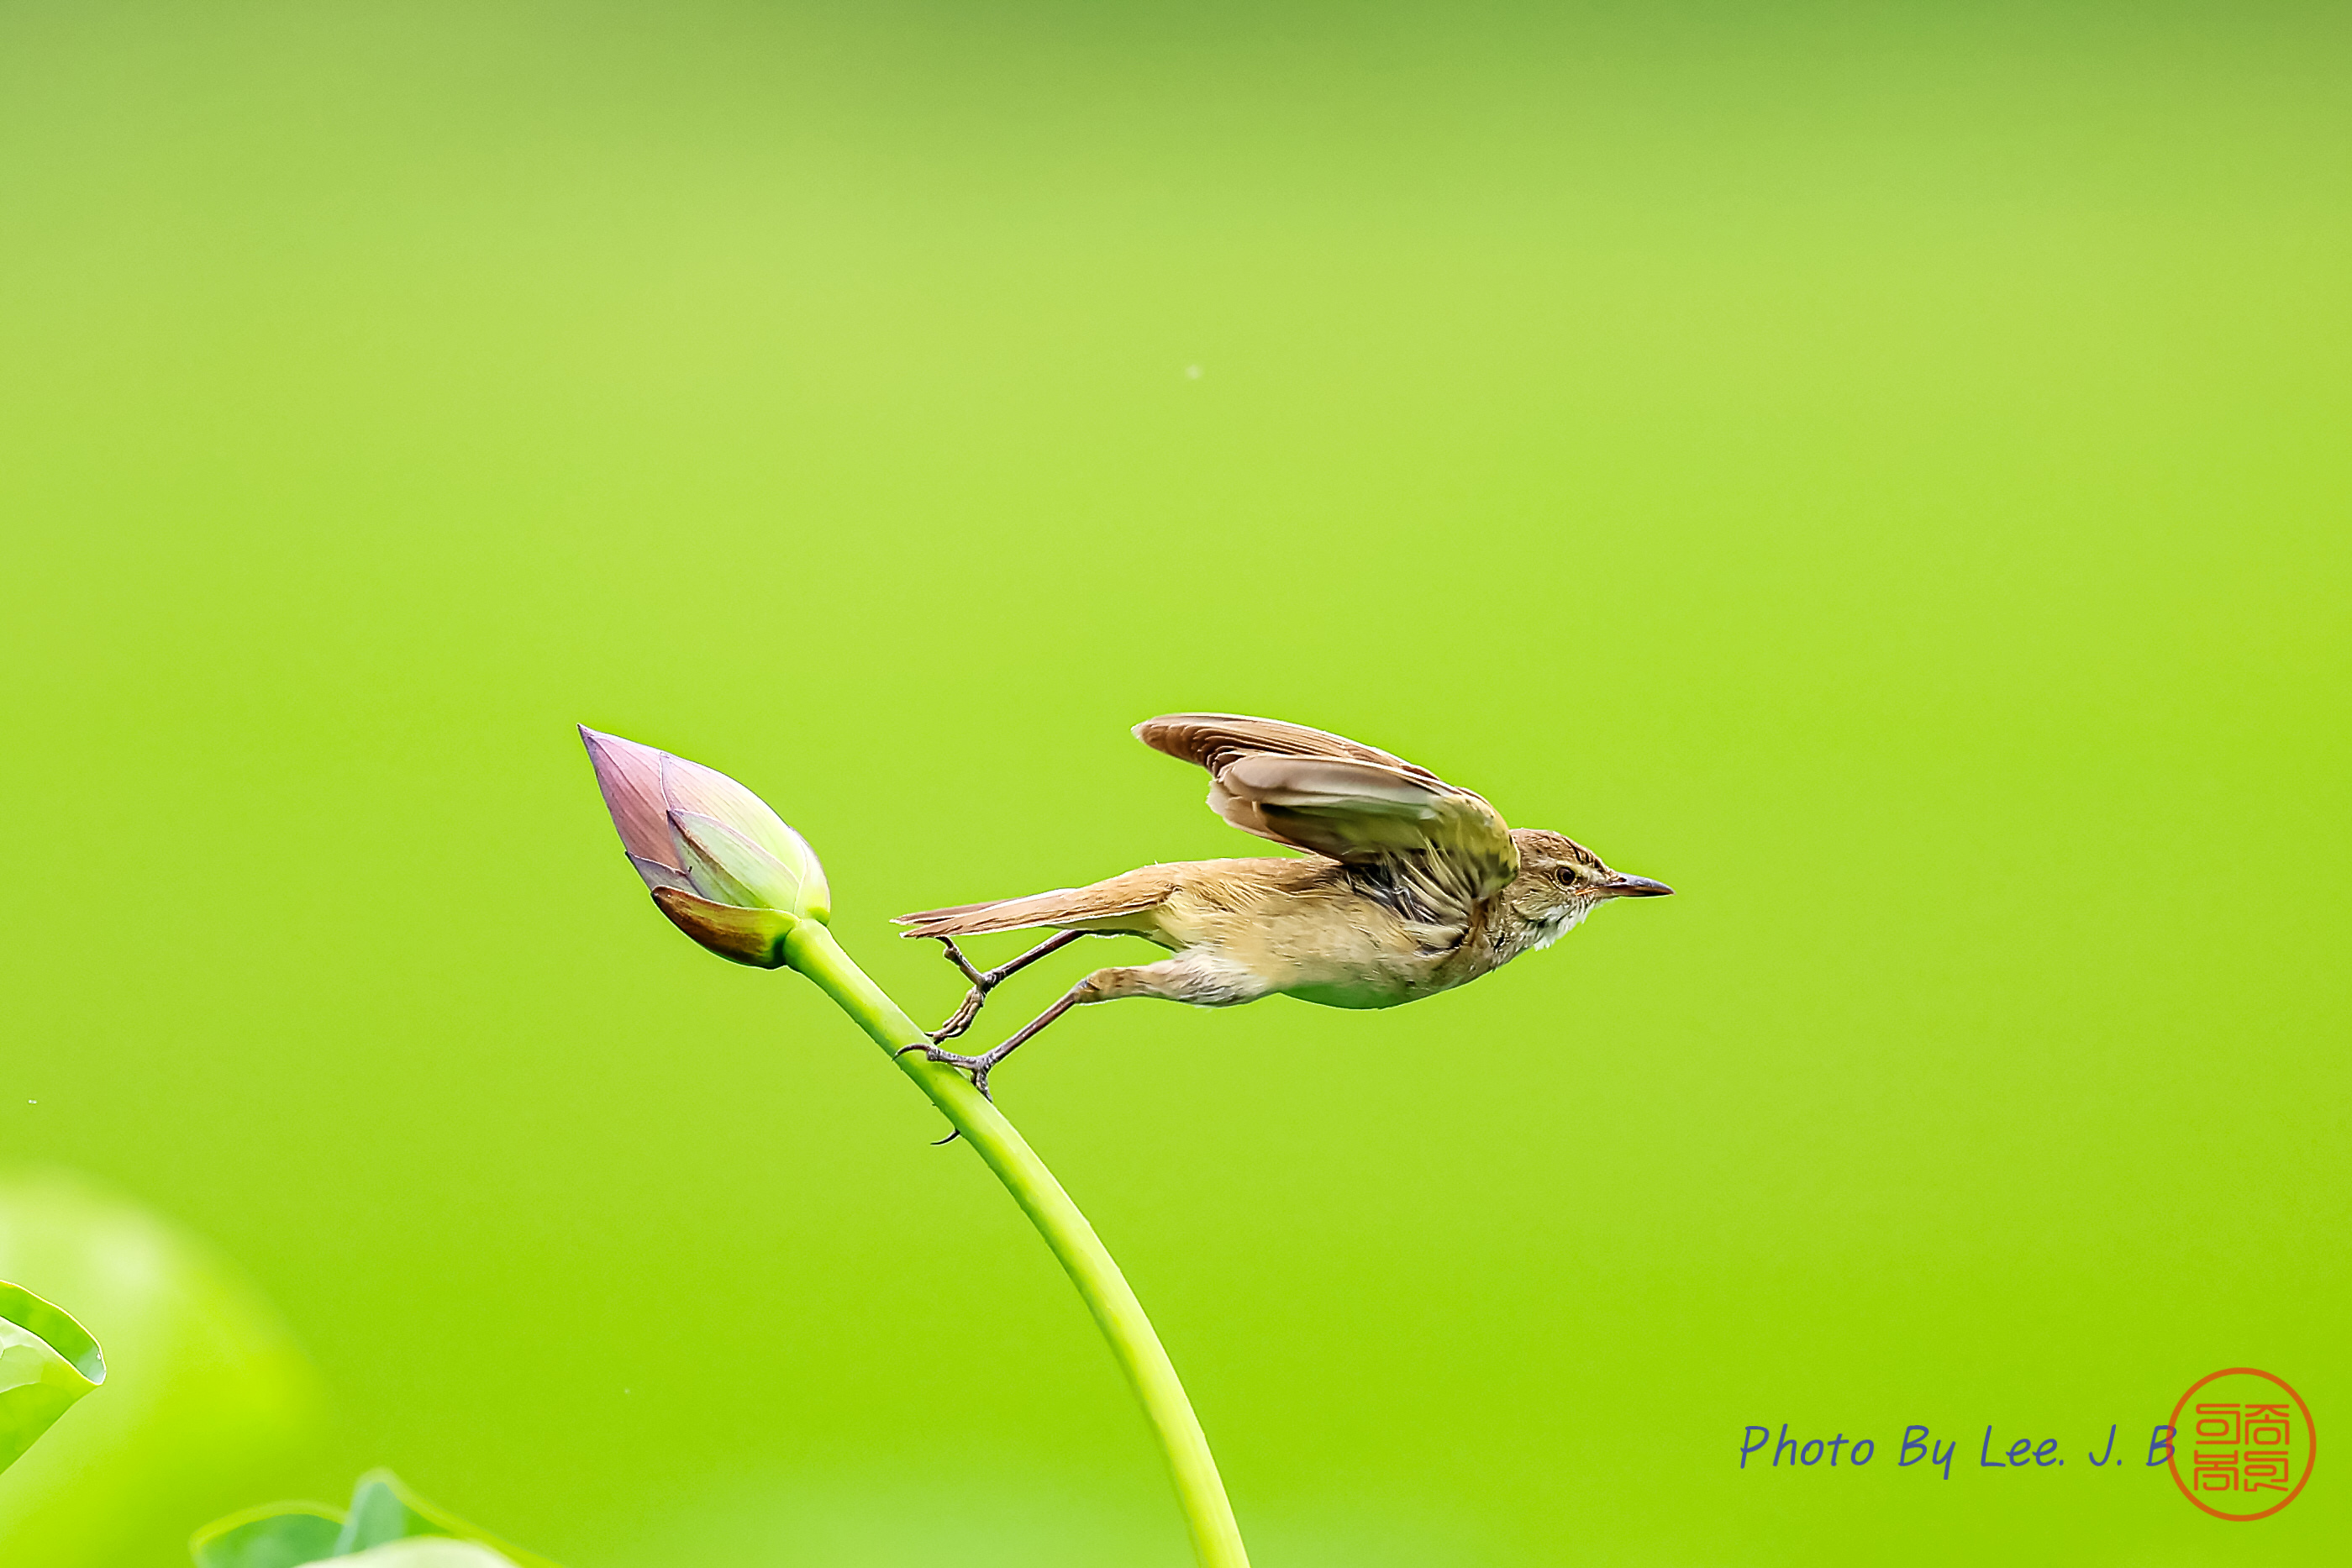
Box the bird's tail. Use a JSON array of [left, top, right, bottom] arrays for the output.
[[894, 865, 1177, 939]]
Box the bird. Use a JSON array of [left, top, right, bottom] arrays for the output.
[[893, 713, 1672, 1102]]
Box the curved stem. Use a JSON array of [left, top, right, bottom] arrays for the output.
[[783, 923, 1250, 1568]]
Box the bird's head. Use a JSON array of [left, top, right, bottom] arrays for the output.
[[1506, 829, 1673, 944]]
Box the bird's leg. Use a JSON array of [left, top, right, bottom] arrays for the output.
[[899, 983, 1092, 1147], [924, 930, 1089, 1044], [898, 960, 1202, 1145], [900, 981, 1092, 1099]]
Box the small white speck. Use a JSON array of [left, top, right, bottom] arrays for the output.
[[1184, 364, 1202, 379], [25, 1100, 34, 1106]]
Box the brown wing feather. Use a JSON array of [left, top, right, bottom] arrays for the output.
[[1134, 713, 1520, 904], [895, 864, 1178, 939], [1134, 714, 1437, 781]]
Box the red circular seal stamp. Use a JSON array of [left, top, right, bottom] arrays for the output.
[[2168, 1367, 2315, 1520]]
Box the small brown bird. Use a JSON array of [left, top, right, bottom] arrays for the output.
[[895, 714, 1672, 1098]]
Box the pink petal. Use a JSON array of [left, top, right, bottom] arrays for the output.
[[579, 727, 684, 871]]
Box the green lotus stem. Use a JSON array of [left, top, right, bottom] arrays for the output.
[[782, 922, 1250, 1568]]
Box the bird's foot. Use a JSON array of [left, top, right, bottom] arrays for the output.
[[924, 938, 993, 1044], [898, 954, 1092, 1148], [893, 1038, 1011, 1148], [894, 1039, 1006, 1099], [922, 930, 1091, 1044]]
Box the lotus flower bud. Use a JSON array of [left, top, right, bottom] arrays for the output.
[[580, 727, 829, 967]]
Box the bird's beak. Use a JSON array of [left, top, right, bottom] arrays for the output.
[[1603, 873, 1674, 897]]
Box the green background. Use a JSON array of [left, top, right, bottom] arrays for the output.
[[3, 2, 2344, 1562]]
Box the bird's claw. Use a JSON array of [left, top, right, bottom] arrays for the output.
[[925, 938, 995, 1043], [895, 1040, 1001, 1092], [927, 999, 985, 1044], [894, 1039, 1002, 1147]]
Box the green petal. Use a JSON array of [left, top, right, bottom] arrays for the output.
[[668, 811, 783, 908], [0, 1281, 103, 1476], [671, 810, 828, 922], [650, 887, 796, 967]]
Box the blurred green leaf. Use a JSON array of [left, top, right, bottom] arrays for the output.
[[332, 1471, 555, 1567], [0, 1280, 103, 1474], [337, 1542, 517, 1568], [192, 1472, 553, 1568], [0, 1172, 324, 1567], [187, 1503, 343, 1568]]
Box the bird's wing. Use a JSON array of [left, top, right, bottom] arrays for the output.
[[1134, 713, 1520, 903]]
